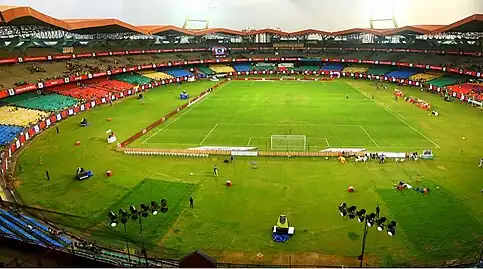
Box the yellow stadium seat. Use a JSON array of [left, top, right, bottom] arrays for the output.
[[0, 106, 49, 127], [142, 72, 174, 80], [409, 72, 444, 82], [209, 65, 235, 74], [342, 67, 369, 73]]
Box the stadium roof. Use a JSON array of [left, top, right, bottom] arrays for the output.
[[0, 5, 481, 36]]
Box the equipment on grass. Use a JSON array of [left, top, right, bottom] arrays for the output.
[[75, 167, 93, 181], [272, 215, 295, 243], [421, 149, 434, 160], [270, 135, 307, 151]]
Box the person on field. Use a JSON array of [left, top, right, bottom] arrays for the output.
[[189, 197, 194, 208], [213, 165, 219, 177], [479, 158, 483, 168]]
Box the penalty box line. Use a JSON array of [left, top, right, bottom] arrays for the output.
[[247, 137, 330, 147], [346, 82, 441, 149], [142, 81, 231, 144]]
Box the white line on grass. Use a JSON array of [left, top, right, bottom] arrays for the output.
[[219, 123, 360, 127], [142, 82, 230, 144], [247, 137, 252, 146], [199, 123, 218, 145], [347, 82, 441, 148], [325, 138, 330, 147], [359, 125, 379, 148]]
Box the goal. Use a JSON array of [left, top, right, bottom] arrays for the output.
[[270, 135, 307, 151]]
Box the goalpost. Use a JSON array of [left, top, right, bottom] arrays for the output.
[[270, 135, 307, 151]]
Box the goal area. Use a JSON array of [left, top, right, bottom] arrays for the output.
[[270, 135, 307, 151]]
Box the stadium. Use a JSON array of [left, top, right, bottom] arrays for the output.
[[0, 0, 482, 267]]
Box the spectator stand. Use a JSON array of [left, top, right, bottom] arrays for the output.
[[1, 92, 79, 112], [0, 106, 49, 127]]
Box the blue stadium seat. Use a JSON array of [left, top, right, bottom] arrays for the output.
[[22, 215, 72, 245], [321, 64, 344, 71], [0, 215, 43, 245], [385, 69, 422, 79], [233, 64, 253, 72], [0, 223, 21, 240], [0, 210, 64, 248], [163, 69, 194, 78], [0, 125, 23, 145]]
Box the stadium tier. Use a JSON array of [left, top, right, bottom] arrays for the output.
[[141, 72, 174, 80], [366, 66, 397, 76], [253, 64, 276, 71], [0, 209, 71, 248], [52, 86, 110, 100], [447, 83, 483, 101], [163, 69, 194, 78], [197, 66, 216, 75], [113, 73, 152, 85], [0, 106, 49, 127], [409, 72, 444, 82], [426, 76, 464, 87], [92, 80, 134, 92], [0, 125, 23, 145], [209, 65, 236, 74], [232, 64, 253, 72], [321, 64, 344, 71], [385, 69, 422, 79], [298, 65, 321, 71], [342, 66, 369, 73], [1, 93, 78, 112]]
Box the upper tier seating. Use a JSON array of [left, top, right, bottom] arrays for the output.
[[0, 106, 49, 127], [1, 93, 78, 112], [209, 65, 236, 74], [321, 64, 344, 71], [385, 69, 422, 79], [232, 64, 253, 72], [342, 66, 369, 73], [0, 125, 24, 145], [197, 66, 216, 75], [409, 71, 444, 82], [163, 69, 194, 78], [114, 73, 152, 85], [426, 76, 463, 87], [141, 72, 174, 80], [367, 66, 396, 76]]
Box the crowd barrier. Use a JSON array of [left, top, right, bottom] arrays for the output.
[[0, 55, 481, 99]]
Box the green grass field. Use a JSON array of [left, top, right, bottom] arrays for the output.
[[14, 78, 483, 267]]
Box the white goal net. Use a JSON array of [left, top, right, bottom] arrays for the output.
[[270, 135, 307, 151]]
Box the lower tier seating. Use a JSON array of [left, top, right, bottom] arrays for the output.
[[209, 65, 236, 73], [53, 86, 109, 100], [321, 64, 344, 71], [253, 64, 276, 71], [113, 73, 152, 85], [0, 106, 49, 127], [342, 66, 369, 73], [197, 66, 216, 75], [232, 64, 253, 72], [410, 72, 444, 82], [142, 72, 174, 80], [426, 76, 463, 87], [0, 125, 23, 145], [385, 69, 422, 79], [447, 83, 483, 101], [163, 69, 194, 78], [1, 93, 78, 112], [367, 66, 396, 76], [93, 80, 134, 92]]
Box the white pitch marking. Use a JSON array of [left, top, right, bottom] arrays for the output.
[[359, 125, 380, 148], [325, 138, 330, 147], [200, 123, 219, 145], [142, 82, 230, 144], [247, 137, 253, 146], [347, 82, 441, 148]]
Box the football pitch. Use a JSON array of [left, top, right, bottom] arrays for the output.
[[137, 80, 439, 151], [14, 78, 483, 267]]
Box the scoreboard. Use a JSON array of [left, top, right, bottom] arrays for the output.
[[212, 47, 227, 57]]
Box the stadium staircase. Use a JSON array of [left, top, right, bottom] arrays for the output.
[[1, 92, 78, 112], [385, 69, 422, 79], [209, 64, 236, 74], [0, 106, 49, 127], [0, 125, 24, 145]]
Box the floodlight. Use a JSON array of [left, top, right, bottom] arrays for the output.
[[366, 213, 376, 227], [387, 221, 396, 236], [140, 203, 150, 218], [160, 199, 168, 213], [118, 208, 128, 224], [150, 201, 159, 215], [108, 211, 117, 227], [338, 203, 347, 217], [356, 209, 366, 223], [129, 205, 138, 220], [348, 206, 357, 219], [376, 217, 387, 231]]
